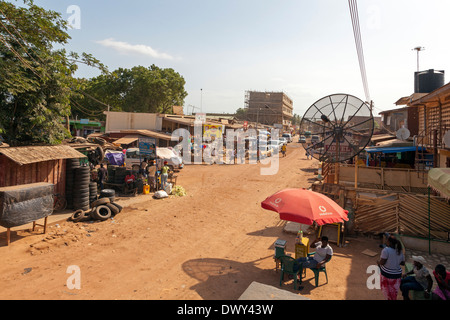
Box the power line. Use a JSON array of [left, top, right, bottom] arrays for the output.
[[348, 0, 371, 103], [0, 6, 46, 64]]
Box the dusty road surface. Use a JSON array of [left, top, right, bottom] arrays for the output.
[[0, 143, 384, 300]]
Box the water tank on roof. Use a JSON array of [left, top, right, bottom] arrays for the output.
[[414, 69, 445, 93]]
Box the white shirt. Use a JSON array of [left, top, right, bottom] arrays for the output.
[[313, 242, 333, 263]]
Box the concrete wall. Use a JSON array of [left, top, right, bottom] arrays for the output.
[[104, 112, 162, 133]]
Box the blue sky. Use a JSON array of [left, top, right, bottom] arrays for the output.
[[29, 0, 450, 116]]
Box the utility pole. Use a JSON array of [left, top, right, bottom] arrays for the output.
[[412, 46, 425, 71]]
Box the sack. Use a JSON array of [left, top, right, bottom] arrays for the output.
[[164, 183, 172, 195], [154, 190, 168, 199]]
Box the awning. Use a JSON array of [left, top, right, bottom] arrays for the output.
[[0, 145, 86, 166], [365, 146, 424, 154], [428, 168, 450, 199], [113, 136, 139, 146]]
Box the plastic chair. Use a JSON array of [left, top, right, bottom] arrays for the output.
[[279, 255, 302, 290], [301, 252, 331, 287]]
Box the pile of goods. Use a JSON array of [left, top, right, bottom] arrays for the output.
[[70, 189, 122, 223]]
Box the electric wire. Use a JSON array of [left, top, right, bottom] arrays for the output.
[[348, 0, 371, 104]]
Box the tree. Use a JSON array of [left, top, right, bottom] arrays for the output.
[[0, 0, 106, 146], [234, 108, 248, 121], [72, 65, 188, 119]]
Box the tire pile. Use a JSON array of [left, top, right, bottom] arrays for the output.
[[73, 166, 91, 211], [70, 189, 122, 223], [65, 158, 80, 209]]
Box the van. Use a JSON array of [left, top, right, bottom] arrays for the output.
[[125, 147, 184, 171]]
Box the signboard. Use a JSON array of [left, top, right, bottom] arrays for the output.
[[138, 137, 157, 158], [204, 124, 224, 139], [80, 119, 90, 125], [195, 113, 206, 123]]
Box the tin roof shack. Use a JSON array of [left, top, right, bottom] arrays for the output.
[[379, 106, 419, 138], [409, 82, 450, 168], [0, 145, 86, 197]]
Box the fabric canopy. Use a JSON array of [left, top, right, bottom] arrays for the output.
[[428, 168, 450, 199]]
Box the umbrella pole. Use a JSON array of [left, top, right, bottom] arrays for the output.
[[428, 186, 431, 255]]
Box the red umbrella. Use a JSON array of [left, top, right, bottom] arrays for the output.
[[261, 188, 349, 226]]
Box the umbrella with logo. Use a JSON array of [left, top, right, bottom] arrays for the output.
[[261, 188, 349, 226]]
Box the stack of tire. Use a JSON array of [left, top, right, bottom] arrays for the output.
[[72, 166, 91, 211], [89, 181, 98, 204], [65, 158, 81, 209], [99, 189, 116, 202], [70, 197, 123, 223], [107, 165, 117, 183], [114, 167, 127, 184]]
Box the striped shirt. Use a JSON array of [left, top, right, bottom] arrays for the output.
[[380, 247, 404, 278]]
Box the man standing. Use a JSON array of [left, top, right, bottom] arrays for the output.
[[97, 164, 107, 191]]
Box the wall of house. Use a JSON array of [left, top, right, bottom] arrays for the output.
[[104, 112, 162, 133], [0, 156, 66, 196]]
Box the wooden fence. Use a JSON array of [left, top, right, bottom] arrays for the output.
[[312, 183, 450, 241]]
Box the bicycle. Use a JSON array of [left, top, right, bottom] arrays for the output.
[[53, 193, 67, 211]]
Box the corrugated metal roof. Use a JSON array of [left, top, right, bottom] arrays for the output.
[[119, 130, 173, 141], [113, 135, 139, 145], [0, 145, 86, 166]]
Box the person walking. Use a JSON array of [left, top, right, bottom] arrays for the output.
[[377, 234, 405, 300], [281, 143, 287, 157]]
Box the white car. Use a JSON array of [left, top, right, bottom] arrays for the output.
[[125, 147, 184, 171], [282, 133, 293, 143], [269, 140, 285, 153]]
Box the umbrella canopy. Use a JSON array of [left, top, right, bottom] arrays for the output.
[[261, 188, 349, 226]]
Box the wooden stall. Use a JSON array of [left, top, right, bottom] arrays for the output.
[[0, 145, 86, 196]]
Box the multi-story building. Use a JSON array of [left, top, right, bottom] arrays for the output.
[[244, 91, 293, 130]]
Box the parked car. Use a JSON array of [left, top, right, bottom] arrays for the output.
[[269, 140, 284, 153], [282, 133, 293, 143], [298, 135, 307, 143], [279, 137, 288, 145], [125, 147, 184, 171], [311, 135, 320, 144]]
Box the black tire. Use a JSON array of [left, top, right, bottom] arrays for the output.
[[100, 189, 115, 197], [91, 197, 110, 207], [92, 205, 112, 221], [106, 203, 120, 216], [110, 202, 123, 213], [71, 209, 90, 222]]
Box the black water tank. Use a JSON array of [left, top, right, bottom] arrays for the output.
[[414, 69, 445, 93]]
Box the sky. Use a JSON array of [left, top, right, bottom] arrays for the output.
[[24, 0, 450, 117]]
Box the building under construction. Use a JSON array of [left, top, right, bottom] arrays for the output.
[[244, 91, 294, 130]]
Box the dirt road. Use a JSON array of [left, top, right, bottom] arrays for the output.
[[0, 143, 384, 300]]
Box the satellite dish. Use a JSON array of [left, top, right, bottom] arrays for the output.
[[300, 94, 374, 163], [444, 130, 450, 147], [396, 127, 411, 141]]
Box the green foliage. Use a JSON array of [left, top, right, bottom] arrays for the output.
[[72, 65, 188, 119], [0, 0, 106, 146]]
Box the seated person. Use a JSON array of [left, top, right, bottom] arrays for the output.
[[400, 255, 433, 300], [294, 236, 333, 272], [432, 264, 449, 300]]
